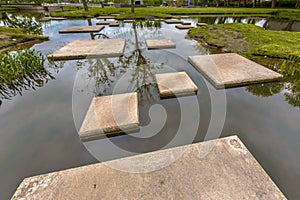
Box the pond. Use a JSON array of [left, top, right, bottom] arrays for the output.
[[0, 16, 300, 199]]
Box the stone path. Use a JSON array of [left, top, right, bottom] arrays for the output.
[[188, 53, 283, 88]]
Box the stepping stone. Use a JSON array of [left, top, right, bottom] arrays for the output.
[[79, 92, 139, 141], [48, 39, 125, 60], [38, 17, 51, 22], [188, 53, 283, 89], [146, 39, 176, 50], [164, 19, 182, 24], [109, 22, 119, 27], [96, 21, 111, 25], [124, 19, 134, 23], [181, 15, 189, 18], [181, 21, 191, 25], [59, 25, 104, 34], [96, 15, 115, 19], [51, 17, 67, 20], [175, 25, 194, 29], [110, 14, 120, 16], [155, 72, 198, 98], [197, 23, 208, 26]]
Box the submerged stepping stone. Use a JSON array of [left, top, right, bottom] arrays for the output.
[[197, 22, 208, 26], [175, 25, 194, 29], [155, 72, 198, 98], [109, 22, 119, 27], [79, 92, 139, 141], [48, 39, 125, 60], [181, 21, 191, 25], [164, 19, 182, 24], [188, 53, 283, 89], [96, 21, 111, 25], [146, 39, 176, 50], [96, 15, 115, 19], [59, 25, 104, 34]]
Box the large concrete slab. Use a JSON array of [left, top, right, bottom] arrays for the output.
[[58, 25, 104, 34], [175, 25, 195, 29], [48, 39, 125, 60], [146, 39, 176, 50], [188, 53, 283, 88], [78, 92, 139, 141], [156, 72, 198, 98], [164, 19, 182, 24], [12, 136, 286, 200]]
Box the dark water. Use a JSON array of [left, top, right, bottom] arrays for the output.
[[0, 18, 300, 199]]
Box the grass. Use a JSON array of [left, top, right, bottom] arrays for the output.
[[0, 26, 48, 52], [188, 23, 300, 59], [50, 7, 300, 19]]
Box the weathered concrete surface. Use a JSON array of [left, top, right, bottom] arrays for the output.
[[156, 72, 198, 98], [197, 23, 208, 26], [96, 16, 115, 19], [12, 136, 286, 200], [175, 25, 195, 29], [164, 19, 182, 24], [96, 21, 111, 25], [124, 19, 134, 23], [109, 22, 119, 27], [58, 25, 104, 34], [78, 92, 139, 141], [181, 21, 192, 25], [146, 39, 176, 49], [188, 53, 283, 88], [48, 39, 125, 60]]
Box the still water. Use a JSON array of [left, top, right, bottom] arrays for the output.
[[0, 17, 300, 199]]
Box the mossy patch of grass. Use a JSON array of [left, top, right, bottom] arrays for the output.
[[188, 23, 300, 59]]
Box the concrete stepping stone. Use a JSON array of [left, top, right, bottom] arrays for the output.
[[109, 22, 119, 27], [51, 17, 67, 20], [197, 22, 208, 26], [164, 19, 182, 24], [12, 136, 286, 200], [188, 53, 283, 89], [96, 21, 111, 25], [78, 92, 139, 141], [124, 19, 134, 23], [59, 25, 104, 34], [181, 21, 191, 25], [48, 39, 125, 60], [146, 39, 176, 50], [155, 72, 198, 98], [181, 15, 189, 18], [96, 15, 115, 19], [175, 25, 194, 29]]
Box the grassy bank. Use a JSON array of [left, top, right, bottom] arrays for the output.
[[188, 23, 300, 59], [50, 7, 300, 19], [0, 26, 48, 53]]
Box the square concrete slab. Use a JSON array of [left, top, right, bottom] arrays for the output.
[[78, 92, 139, 141], [146, 39, 176, 50], [188, 53, 283, 88], [58, 25, 104, 34], [155, 72, 198, 98], [175, 25, 194, 29], [124, 19, 134, 23], [96, 21, 111, 25], [164, 19, 182, 24], [12, 136, 286, 200], [109, 22, 119, 27], [181, 21, 191, 25], [96, 16, 115, 19], [48, 39, 125, 60]]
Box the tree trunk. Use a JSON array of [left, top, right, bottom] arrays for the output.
[[238, 0, 241, 7], [253, 0, 256, 8], [131, 0, 135, 13], [216, 0, 220, 7], [82, 0, 89, 11], [296, 0, 300, 9], [243, 0, 246, 7], [271, 0, 276, 8]]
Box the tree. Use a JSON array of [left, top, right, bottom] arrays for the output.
[[296, 0, 300, 9], [271, 0, 276, 8], [131, 0, 135, 13], [82, 0, 89, 11]]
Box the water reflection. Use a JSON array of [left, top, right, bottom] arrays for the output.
[[197, 16, 300, 32]]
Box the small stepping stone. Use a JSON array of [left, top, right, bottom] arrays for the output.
[[51, 17, 67, 20], [124, 19, 134, 23], [39, 17, 51, 22], [175, 25, 194, 29], [181, 21, 191, 25], [181, 15, 189, 18], [110, 14, 120, 16], [197, 23, 208, 26], [96, 21, 111, 25], [96, 15, 115, 19], [188, 53, 283, 89], [146, 39, 176, 50], [59, 25, 104, 34], [164, 19, 182, 24], [155, 72, 198, 98], [48, 39, 125, 60], [79, 92, 139, 141], [109, 22, 119, 27]]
